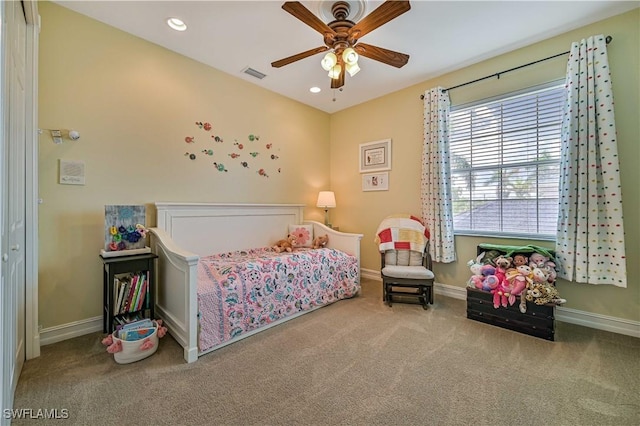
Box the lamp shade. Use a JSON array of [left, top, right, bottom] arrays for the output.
[[327, 64, 342, 80], [316, 191, 336, 208], [346, 62, 360, 77], [342, 47, 358, 65], [321, 52, 337, 71]]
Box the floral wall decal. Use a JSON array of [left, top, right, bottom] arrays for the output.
[[213, 162, 228, 172], [181, 121, 281, 176]]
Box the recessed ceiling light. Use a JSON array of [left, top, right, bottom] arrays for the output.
[[310, 87, 321, 93], [167, 17, 187, 31]]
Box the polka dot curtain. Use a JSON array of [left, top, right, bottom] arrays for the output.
[[556, 35, 626, 287], [421, 87, 456, 263]]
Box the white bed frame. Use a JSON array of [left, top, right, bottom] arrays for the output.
[[149, 202, 363, 363]]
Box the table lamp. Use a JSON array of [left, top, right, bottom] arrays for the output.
[[316, 191, 336, 228]]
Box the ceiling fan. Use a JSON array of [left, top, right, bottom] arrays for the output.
[[271, 1, 411, 89]]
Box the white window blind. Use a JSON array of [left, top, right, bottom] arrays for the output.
[[450, 84, 564, 239]]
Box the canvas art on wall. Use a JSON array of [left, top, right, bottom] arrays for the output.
[[359, 139, 392, 173], [101, 205, 151, 257]]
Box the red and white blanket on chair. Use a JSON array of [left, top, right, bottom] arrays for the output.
[[375, 214, 430, 253]]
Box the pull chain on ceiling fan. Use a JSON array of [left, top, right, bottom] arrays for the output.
[[271, 1, 411, 89]]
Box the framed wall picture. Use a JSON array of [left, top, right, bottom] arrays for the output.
[[101, 205, 151, 257], [359, 139, 391, 173], [362, 172, 389, 191]]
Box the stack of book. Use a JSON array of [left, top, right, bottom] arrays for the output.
[[116, 318, 156, 341], [113, 272, 149, 316]]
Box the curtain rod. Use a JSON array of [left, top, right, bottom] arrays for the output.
[[420, 35, 612, 99]]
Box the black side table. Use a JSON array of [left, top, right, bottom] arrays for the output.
[[100, 252, 157, 334]]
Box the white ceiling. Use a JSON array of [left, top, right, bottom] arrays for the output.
[[53, 1, 638, 114]]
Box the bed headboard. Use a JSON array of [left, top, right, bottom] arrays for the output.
[[154, 202, 305, 256]]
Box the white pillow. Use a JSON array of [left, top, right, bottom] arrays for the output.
[[288, 224, 314, 248]]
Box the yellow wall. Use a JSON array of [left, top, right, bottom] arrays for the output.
[[330, 9, 639, 322], [38, 2, 639, 330], [37, 2, 330, 328]]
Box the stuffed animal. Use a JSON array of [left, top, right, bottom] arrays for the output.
[[506, 265, 533, 294], [486, 255, 510, 292], [468, 275, 484, 289], [531, 266, 548, 284], [512, 254, 528, 267], [505, 264, 533, 312], [273, 234, 297, 253], [529, 252, 550, 269], [543, 261, 558, 283], [491, 281, 513, 308], [467, 253, 488, 289], [312, 234, 329, 249], [480, 250, 503, 266], [525, 283, 567, 305], [494, 255, 512, 271], [479, 274, 500, 292], [480, 264, 496, 277], [467, 253, 486, 276], [471, 266, 499, 291]]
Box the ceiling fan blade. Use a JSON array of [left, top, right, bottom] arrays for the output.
[[282, 2, 336, 37], [349, 1, 411, 40], [330, 65, 345, 89], [354, 43, 409, 68], [271, 46, 329, 68]]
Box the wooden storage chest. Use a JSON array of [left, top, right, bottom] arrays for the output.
[[466, 287, 555, 341]]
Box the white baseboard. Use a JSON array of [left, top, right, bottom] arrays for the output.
[[360, 268, 380, 281], [555, 306, 640, 338], [363, 268, 640, 339], [39, 274, 640, 347], [39, 316, 102, 346]]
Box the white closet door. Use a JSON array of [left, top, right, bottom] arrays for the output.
[[1, 0, 27, 420]]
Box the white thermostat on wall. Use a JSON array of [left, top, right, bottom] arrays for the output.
[[59, 159, 85, 185]]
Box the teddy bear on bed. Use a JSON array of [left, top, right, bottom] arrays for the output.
[[273, 234, 297, 253], [312, 234, 329, 249]]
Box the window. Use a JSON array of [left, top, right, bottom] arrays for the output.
[[449, 83, 564, 239]]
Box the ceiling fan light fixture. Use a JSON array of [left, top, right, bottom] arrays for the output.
[[328, 64, 342, 79], [342, 47, 358, 65], [166, 17, 187, 32], [346, 62, 360, 77], [272, 0, 412, 90], [321, 52, 338, 71]]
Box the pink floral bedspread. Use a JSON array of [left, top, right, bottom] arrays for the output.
[[196, 247, 360, 352]]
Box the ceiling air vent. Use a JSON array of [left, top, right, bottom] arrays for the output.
[[242, 67, 267, 80]]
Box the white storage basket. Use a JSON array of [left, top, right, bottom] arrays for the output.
[[112, 322, 159, 364]]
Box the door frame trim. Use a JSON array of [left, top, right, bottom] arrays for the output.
[[23, 0, 39, 360]]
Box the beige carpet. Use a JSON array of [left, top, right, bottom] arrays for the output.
[[12, 279, 640, 426]]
